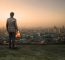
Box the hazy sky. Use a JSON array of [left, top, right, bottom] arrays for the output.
[[0, 0, 65, 28]]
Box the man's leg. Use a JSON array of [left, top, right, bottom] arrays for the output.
[[12, 39, 15, 48], [11, 32, 16, 48], [9, 33, 12, 48]]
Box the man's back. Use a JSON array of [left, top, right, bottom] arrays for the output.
[[6, 18, 17, 32]]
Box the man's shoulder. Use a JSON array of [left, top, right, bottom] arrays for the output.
[[7, 18, 10, 20], [7, 18, 16, 21], [13, 18, 16, 20]]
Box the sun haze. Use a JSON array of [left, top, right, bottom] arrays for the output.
[[0, 0, 65, 28]]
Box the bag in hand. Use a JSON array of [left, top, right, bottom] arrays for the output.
[[16, 31, 21, 38]]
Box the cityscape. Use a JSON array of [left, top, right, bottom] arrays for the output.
[[0, 26, 65, 45]]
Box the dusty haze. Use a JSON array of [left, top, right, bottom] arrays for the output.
[[0, 0, 65, 29]]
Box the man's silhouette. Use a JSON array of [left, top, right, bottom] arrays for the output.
[[6, 12, 18, 48]]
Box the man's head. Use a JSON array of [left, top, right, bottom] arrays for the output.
[[10, 12, 14, 18]]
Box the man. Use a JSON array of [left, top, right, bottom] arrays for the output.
[[6, 12, 18, 48]]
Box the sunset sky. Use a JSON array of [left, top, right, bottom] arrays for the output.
[[0, 0, 65, 28]]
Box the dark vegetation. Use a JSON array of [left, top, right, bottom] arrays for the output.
[[0, 45, 65, 60]]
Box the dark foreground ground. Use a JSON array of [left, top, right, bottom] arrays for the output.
[[0, 45, 65, 60]]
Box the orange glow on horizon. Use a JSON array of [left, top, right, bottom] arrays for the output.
[[0, 0, 65, 28]]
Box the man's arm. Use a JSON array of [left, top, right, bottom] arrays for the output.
[[15, 20, 18, 31], [6, 20, 8, 31]]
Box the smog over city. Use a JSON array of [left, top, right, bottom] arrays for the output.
[[0, 0, 65, 29]]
